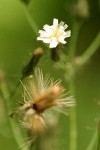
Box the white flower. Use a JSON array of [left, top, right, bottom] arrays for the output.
[[37, 18, 71, 48]]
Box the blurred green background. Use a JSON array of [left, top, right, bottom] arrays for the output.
[[0, 0, 100, 150]]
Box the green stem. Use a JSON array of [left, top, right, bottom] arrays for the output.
[[86, 130, 97, 150], [22, 3, 49, 49], [0, 82, 25, 150], [68, 21, 81, 58], [68, 69, 77, 150], [23, 5, 38, 35], [67, 20, 81, 150], [77, 31, 100, 66]]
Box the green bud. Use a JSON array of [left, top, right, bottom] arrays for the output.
[[22, 48, 44, 78], [73, 0, 89, 20]]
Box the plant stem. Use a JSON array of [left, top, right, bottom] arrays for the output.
[[68, 67, 77, 150], [67, 21, 81, 150], [0, 81, 25, 150], [77, 31, 100, 66], [22, 3, 48, 49], [68, 21, 81, 58], [23, 5, 38, 35]]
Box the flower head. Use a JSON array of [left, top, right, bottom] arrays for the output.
[[37, 18, 71, 48], [11, 68, 75, 116], [24, 68, 75, 115], [10, 68, 75, 135]]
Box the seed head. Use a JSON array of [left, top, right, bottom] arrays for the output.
[[10, 68, 75, 135]]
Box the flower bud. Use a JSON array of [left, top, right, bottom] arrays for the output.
[[22, 48, 44, 78], [73, 0, 89, 20]]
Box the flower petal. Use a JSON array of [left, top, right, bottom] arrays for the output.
[[37, 37, 50, 43], [59, 21, 64, 26], [53, 18, 58, 27], [64, 24, 68, 29], [50, 37, 58, 48], [58, 36, 66, 44], [65, 30, 71, 37], [42, 38, 51, 43], [43, 24, 51, 31]]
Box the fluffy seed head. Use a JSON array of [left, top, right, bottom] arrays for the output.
[[13, 68, 75, 136], [22, 68, 75, 115], [32, 84, 63, 113]]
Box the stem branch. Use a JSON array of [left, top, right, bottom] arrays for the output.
[[68, 21, 81, 58], [77, 31, 100, 66], [23, 5, 38, 35]]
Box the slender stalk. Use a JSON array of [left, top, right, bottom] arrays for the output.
[[23, 5, 38, 35], [0, 82, 25, 150], [68, 21, 81, 58], [77, 31, 100, 66], [67, 20, 81, 150], [22, 3, 48, 49], [67, 65, 77, 150]]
